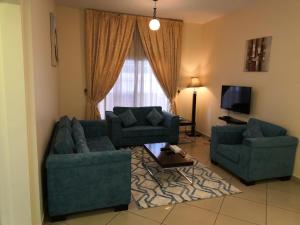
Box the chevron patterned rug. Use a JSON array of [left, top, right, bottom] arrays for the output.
[[131, 146, 241, 209]]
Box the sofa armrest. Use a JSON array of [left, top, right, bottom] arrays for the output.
[[244, 136, 298, 148], [80, 120, 107, 138], [105, 111, 122, 146], [162, 111, 179, 143], [162, 111, 179, 128], [105, 111, 121, 123], [46, 149, 131, 216], [245, 136, 298, 181]]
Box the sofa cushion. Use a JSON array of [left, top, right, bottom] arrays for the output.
[[217, 144, 243, 164], [58, 116, 72, 132], [114, 106, 163, 126], [54, 126, 74, 154], [87, 136, 116, 152], [122, 126, 169, 138], [243, 120, 264, 139], [118, 110, 137, 127], [146, 108, 164, 126]]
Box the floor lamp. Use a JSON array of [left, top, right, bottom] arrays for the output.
[[187, 77, 202, 137]]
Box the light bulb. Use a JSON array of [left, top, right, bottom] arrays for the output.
[[149, 19, 160, 31]]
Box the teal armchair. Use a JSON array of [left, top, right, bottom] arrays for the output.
[[210, 118, 298, 185]]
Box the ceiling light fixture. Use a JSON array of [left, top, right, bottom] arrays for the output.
[[149, 0, 160, 31]]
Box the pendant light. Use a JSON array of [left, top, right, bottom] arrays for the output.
[[149, 0, 160, 31]]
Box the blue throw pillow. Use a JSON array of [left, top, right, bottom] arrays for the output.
[[54, 126, 74, 154], [118, 110, 137, 127], [146, 108, 164, 126], [58, 115, 72, 132], [75, 138, 90, 153], [72, 117, 86, 141], [243, 121, 264, 139]]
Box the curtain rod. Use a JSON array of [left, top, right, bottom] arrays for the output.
[[86, 8, 184, 22]]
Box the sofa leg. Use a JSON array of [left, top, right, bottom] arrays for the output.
[[240, 179, 256, 186], [114, 204, 128, 212], [50, 215, 66, 222], [279, 176, 291, 181], [210, 159, 218, 165]]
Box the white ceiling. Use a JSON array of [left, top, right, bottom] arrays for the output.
[[55, 0, 256, 24]]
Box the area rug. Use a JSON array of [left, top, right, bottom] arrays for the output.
[[131, 146, 241, 209]]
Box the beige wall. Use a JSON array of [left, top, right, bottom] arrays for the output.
[[196, 0, 300, 178], [177, 23, 203, 124], [57, 6, 86, 119]]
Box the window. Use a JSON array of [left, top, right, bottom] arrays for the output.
[[98, 32, 169, 117]]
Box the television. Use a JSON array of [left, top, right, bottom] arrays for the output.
[[221, 85, 252, 114]]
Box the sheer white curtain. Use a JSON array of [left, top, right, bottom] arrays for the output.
[[98, 31, 169, 117]]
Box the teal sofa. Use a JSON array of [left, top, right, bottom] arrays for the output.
[[105, 106, 179, 147], [210, 118, 298, 185], [45, 117, 131, 220]]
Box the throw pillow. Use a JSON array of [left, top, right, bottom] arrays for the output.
[[54, 126, 74, 154], [146, 108, 164, 126], [243, 122, 264, 139], [72, 117, 86, 141], [75, 138, 90, 153], [118, 110, 137, 127], [58, 115, 72, 132]]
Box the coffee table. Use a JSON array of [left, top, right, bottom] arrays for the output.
[[142, 143, 195, 188]]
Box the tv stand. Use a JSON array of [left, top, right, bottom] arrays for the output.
[[219, 116, 247, 125]]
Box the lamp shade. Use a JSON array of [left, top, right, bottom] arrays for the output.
[[188, 77, 202, 88]]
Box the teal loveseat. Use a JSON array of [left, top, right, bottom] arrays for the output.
[[45, 117, 131, 220], [210, 118, 298, 185], [105, 106, 179, 147]]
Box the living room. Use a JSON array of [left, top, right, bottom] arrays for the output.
[[1, 0, 300, 225]]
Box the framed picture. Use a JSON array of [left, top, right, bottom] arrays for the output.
[[50, 12, 58, 67], [244, 36, 272, 72]]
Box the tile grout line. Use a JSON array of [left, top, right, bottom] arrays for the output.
[[266, 183, 268, 225], [105, 212, 121, 225], [213, 196, 225, 225], [231, 195, 266, 205], [127, 210, 162, 224], [160, 204, 176, 225], [266, 204, 300, 214], [218, 213, 260, 225]]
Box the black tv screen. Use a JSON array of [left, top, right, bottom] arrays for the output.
[[221, 85, 252, 114]]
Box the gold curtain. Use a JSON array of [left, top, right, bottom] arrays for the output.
[[85, 10, 136, 119], [137, 17, 183, 113]]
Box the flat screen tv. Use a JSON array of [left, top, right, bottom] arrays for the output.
[[221, 85, 252, 114]]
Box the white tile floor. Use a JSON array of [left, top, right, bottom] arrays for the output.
[[45, 136, 300, 225]]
